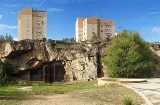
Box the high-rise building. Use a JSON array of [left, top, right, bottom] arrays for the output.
[[18, 6, 47, 41], [76, 15, 115, 42]]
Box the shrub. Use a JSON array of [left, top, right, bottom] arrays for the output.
[[0, 61, 17, 86], [102, 30, 155, 78], [124, 97, 133, 105]]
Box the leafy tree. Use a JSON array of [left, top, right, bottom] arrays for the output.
[[0, 33, 13, 44], [62, 38, 69, 42], [70, 38, 75, 42], [102, 30, 155, 78], [0, 61, 16, 85], [92, 33, 99, 41], [62, 38, 75, 42]]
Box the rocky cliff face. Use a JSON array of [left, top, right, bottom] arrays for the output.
[[2, 38, 159, 82], [0, 39, 109, 82], [147, 42, 160, 77]]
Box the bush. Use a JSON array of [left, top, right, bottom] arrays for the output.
[[102, 30, 155, 78], [124, 97, 133, 105], [0, 61, 17, 86]]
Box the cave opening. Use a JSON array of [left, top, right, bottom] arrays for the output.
[[30, 60, 66, 83]]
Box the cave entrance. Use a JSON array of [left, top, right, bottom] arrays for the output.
[[30, 68, 43, 81], [30, 61, 66, 83], [44, 61, 66, 83]]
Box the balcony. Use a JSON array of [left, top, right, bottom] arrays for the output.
[[37, 23, 44, 27]]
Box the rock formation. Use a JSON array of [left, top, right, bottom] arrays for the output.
[[147, 42, 160, 77], [1, 38, 159, 83], [0, 39, 109, 82]]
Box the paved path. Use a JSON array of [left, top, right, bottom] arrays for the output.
[[125, 78, 160, 105]]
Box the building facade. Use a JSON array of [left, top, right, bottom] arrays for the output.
[[76, 15, 115, 42], [18, 6, 47, 41]]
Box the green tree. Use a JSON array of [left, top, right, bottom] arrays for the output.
[[0, 61, 16, 85], [62, 38, 69, 42], [70, 38, 75, 42], [92, 33, 98, 41], [102, 30, 155, 78], [0, 33, 13, 44], [62, 38, 75, 42]]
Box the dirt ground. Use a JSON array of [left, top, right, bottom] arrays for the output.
[[0, 85, 144, 105]]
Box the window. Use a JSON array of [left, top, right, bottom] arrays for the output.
[[101, 30, 103, 32], [37, 24, 40, 26], [106, 29, 110, 32], [27, 30, 29, 32], [92, 32, 95, 34], [93, 28, 94, 30]]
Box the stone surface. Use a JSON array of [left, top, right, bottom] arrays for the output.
[[125, 78, 160, 105], [1, 40, 160, 82], [148, 42, 160, 77], [0, 39, 109, 82]]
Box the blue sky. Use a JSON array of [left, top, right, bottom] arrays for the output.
[[1, 0, 160, 42]]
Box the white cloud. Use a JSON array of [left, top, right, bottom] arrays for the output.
[[150, 12, 160, 14], [10, 12, 16, 15], [5, 4, 22, 7], [0, 14, 3, 19], [13, 37, 18, 41], [47, 8, 64, 12], [151, 27, 160, 34], [38, 0, 46, 7], [0, 24, 17, 31]]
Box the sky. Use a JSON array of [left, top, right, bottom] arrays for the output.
[[1, 0, 160, 42]]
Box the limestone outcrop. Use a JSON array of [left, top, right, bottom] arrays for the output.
[[147, 42, 160, 77], [2, 38, 159, 82], [0, 39, 109, 82]]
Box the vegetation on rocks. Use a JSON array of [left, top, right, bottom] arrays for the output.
[[0, 61, 17, 86], [0, 34, 13, 44], [102, 30, 155, 78]]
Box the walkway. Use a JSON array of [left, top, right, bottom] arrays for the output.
[[125, 78, 160, 105]]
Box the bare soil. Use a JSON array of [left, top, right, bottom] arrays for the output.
[[0, 84, 145, 105]]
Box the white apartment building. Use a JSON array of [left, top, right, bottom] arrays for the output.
[[18, 6, 47, 41], [76, 15, 115, 42]]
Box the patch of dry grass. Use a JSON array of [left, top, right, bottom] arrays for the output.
[[0, 81, 144, 105]]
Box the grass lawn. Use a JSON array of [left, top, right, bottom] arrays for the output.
[[0, 80, 145, 105]]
